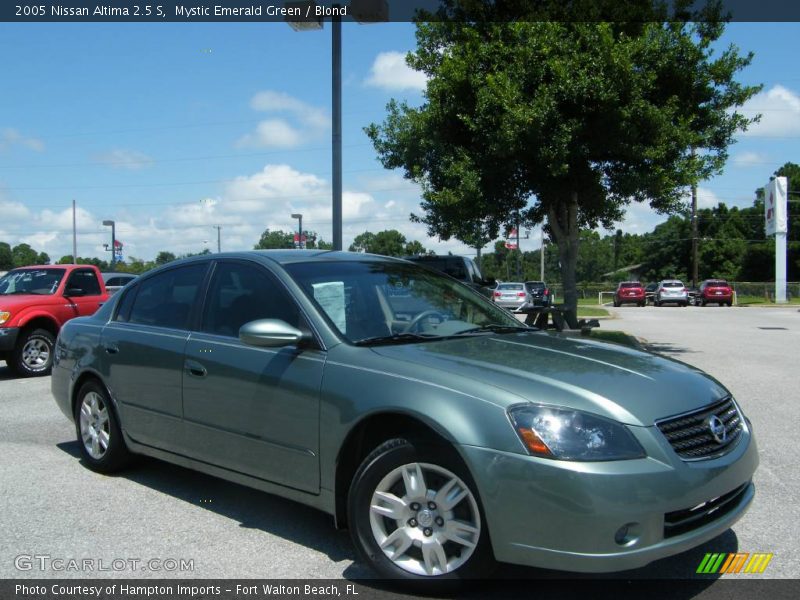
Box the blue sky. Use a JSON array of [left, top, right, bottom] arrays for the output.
[[0, 21, 798, 262]]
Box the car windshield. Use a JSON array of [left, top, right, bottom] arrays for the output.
[[285, 260, 524, 344], [0, 269, 64, 296]]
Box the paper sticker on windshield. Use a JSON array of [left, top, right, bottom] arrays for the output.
[[312, 282, 346, 333]]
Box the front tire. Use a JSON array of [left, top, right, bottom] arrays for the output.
[[348, 438, 492, 586], [74, 380, 132, 473], [11, 328, 55, 377]]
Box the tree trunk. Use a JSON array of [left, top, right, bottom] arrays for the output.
[[547, 193, 580, 327]]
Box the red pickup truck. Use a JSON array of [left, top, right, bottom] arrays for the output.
[[0, 264, 108, 376]]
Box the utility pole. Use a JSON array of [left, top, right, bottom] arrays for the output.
[[72, 200, 77, 264], [516, 217, 522, 280], [213, 225, 221, 252], [331, 6, 342, 251], [690, 148, 699, 288]]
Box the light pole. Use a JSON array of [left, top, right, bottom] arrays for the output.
[[102, 220, 116, 271], [286, 1, 388, 252], [291, 213, 303, 249]]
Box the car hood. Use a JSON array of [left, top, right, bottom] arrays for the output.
[[370, 332, 729, 426], [0, 294, 58, 309]]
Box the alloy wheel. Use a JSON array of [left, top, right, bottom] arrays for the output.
[[368, 462, 481, 577], [21, 338, 50, 370], [79, 391, 110, 459]]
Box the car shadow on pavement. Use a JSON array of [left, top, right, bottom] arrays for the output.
[[55, 440, 364, 572], [0, 364, 16, 381]]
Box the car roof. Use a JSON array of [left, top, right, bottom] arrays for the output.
[[140, 250, 410, 270]]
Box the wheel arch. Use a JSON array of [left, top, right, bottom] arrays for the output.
[[70, 369, 113, 419], [333, 411, 463, 530], [18, 315, 60, 337]]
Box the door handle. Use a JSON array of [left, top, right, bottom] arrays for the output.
[[185, 359, 207, 378], [104, 344, 119, 355]]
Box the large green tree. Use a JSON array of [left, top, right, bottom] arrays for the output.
[[0, 242, 13, 270], [254, 229, 295, 250], [367, 6, 760, 318]]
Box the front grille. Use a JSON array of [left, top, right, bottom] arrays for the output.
[[664, 483, 750, 538], [656, 397, 743, 461]]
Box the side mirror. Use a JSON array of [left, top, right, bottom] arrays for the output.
[[65, 288, 86, 297], [239, 319, 309, 348]]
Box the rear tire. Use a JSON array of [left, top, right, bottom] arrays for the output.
[[11, 328, 55, 377], [348, 438, 492, 589], [74, 380, 133, 473]]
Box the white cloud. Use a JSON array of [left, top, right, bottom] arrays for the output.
[[739, 84, 800, 137], [235, 119, 304, 149], [732, 151, 768, 168], [93, 148, 154, 170], [250, 90, 330, 129], [237, 91, 329, 149], [695, 187, 723, 209], [365, 51, 427, 92], [0, 128, 45, 152], [0, 198, 31, 222]]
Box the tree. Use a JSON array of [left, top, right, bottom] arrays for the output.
[[155, 251, 177, 266], [11, 243, 40, 267], [367, 6, 760, 319], [404, 240, 428, 256], [0, 242, 12, 270], [348, 229, 425, 257], [254, 229, 295, 250]]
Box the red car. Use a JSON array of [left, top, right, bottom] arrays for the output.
[[697, 279, 733, 306], [613, 281, 646, 307], [0, 264, 108, 376]]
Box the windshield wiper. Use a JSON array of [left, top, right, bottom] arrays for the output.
[[452, 324, 533, 336], [353, 332, 442, 346]]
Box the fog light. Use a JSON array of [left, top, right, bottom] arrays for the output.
[[614, 523, 641, 546]]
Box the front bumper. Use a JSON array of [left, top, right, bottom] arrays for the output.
[[461, 425, 758, 573], [0, 327, 20, 353]]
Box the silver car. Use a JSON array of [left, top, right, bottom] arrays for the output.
[[492, 282, 529, 310], [655, 279, 689, 307]]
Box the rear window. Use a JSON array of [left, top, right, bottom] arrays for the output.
[[706, 280, 729, 287], [498, 283, 523, 291], [663, 282, 684, 288], [619, 282, 642, 288], [525, 282, 545, 290]]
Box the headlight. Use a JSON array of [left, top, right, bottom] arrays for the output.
[[0, 311, 10, 325], [508, 404, 645, 461]]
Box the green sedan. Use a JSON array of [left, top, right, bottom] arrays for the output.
[[51, 251, 758, 586]]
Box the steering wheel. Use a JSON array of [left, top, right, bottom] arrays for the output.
[[402, 310, 447, 333]]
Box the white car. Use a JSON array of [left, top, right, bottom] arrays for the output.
[[654, 279, 689, 307]]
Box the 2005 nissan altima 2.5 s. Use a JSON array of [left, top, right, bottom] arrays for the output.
[[52, 251, 758, 586]]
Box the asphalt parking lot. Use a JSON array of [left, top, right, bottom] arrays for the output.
[[1, 306, 797, 581]]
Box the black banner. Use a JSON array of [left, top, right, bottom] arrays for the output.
[[2, 1, 800, 23], [3, 579, 800, 600]]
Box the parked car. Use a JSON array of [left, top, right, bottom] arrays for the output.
[[492, 282, 529, 310], [404, 255, 494, 298], [101, 272, 138, 296], [644, 282, 658, 304], [654, 280, 689, 307], [698, 279, 734, 307], [523, 281, 552, 307], [0, 264, 108, 376], [52, 251, 758, 587], [686, 286, 700, 306], [613, 281, 646, 307]]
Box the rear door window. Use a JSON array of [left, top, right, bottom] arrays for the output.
[[128, 264, 208, 330]]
